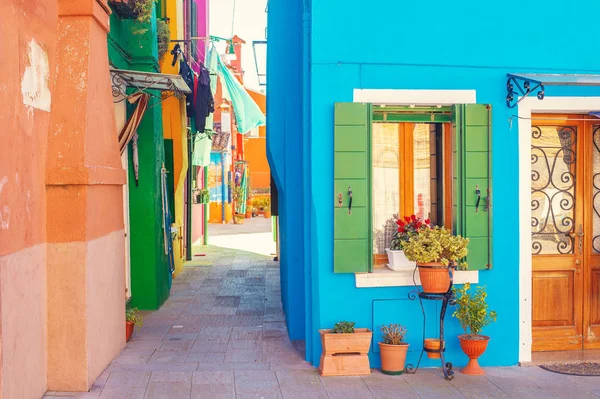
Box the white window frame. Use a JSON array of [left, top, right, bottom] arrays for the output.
[[352, 89, 479, 288]]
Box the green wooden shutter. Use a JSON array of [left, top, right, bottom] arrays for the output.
[[333, 103, 372, 273], [453, 104, 492, 270]]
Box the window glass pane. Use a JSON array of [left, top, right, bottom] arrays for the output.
[[372, 123, 399, 255], [413, 124, 432, 221]]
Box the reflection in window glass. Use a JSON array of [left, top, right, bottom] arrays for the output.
[[413, 124, 432, 221], [372, 123, 399, 255]]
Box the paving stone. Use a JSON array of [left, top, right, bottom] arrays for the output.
[[275, 370, 328, 399], [403, 369, 466, 399], [196, 362, 271, 371], [148, 350, 190, 363], [186, 352, 226, 363], [231, 327, 263, 341], [191, 371, 235, 399], [484, 367, 550, 399], [360, 370, 420, 399], [517, 366, 598, 399], [104, 371, 152, 389], [158, 340, 194, 352], [149, 371, 193, 383], [225, 349, 263, 363], [99, 389, 146, 399], [190, 341, 230, 353], [228, 340, 262, 351], [318, 375, 375, 399], [144, 382, 192, 399], [234, 370, 280, 396]]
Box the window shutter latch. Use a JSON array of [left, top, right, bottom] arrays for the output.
[[475, 185, 481, 213], [347, 186, 353, 215]]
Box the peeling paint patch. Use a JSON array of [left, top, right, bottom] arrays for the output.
[[0, 176, 7, 193], [1, 206, 10, 230], [21, 39, 51, 112]]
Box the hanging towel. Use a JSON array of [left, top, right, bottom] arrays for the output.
[[192, 134, 212, 167], [214, 50, 265, 134]]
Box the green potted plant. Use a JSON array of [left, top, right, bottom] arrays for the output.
[[319, 321, 372, 376], [125, 308, 143, 342], [386, 215, 430, 271], [108, 0, 154, 20], [402, 226, 469, 293], [378, 324, 409, 375], [452, 283, 497, 375], [245, 199, 253, 218], [263, 204, 271, 219], [156, 19, 171, 61]]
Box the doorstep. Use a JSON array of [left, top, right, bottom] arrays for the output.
[[522, 350, 600, 366]]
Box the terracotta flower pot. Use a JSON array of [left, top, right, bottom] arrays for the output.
[[378, 342, 409, 375], [264, 211, 271, 218], [458, 334, 489, 375], [245, 211, 252, 218], [417, 263, 452, 293], [423, 338, 442, 359], [126, 321, 134, 342]]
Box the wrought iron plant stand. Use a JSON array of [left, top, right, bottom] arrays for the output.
[[405, 264, 456, 380]]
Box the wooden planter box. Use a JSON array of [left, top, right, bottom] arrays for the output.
[[108, 0, 141, 19], [318, 328, 372, 376]]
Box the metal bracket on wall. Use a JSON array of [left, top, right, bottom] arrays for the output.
[[506, 74, 545, 108]]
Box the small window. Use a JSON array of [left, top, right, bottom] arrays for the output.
[[372, 122, 453, 268]]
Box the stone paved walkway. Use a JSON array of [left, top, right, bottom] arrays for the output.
[[45, 244, 600, 399]]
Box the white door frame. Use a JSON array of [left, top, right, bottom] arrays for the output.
[[518, 96, 600, 363]]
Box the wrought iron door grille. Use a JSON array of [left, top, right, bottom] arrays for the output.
[[531, 126, 577, 255]]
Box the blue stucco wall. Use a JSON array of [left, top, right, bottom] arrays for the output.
[[266, 0, 307, 342], [268, 0, 600, 368]]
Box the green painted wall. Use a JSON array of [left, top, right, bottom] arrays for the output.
[[128, 91, 170, 310], [108, 5, 169, 310]]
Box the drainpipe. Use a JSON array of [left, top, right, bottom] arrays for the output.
[[221, 152, 226, 222], [302, 0, 313, 363], [185, 0, 197, 261], [203, 166, 209, 244]]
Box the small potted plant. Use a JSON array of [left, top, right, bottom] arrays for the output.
[[379, 324, 409, 375], [319, 321, 372, 376], [245, 199, 253, 218], [386, 215, 430, 271], [402, 226, 469, 293], [125, 308, 143, 342], [263, 205, 271, 219], [252, 206, 258, 217], [453, 283, 497, 375]]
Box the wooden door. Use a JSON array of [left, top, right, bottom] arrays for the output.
[[584, 120, 600, 349], [531, 115, 585, 351]]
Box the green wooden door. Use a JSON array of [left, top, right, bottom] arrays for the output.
[[453, 104, 492, 270], [333, 103, 372, 273]]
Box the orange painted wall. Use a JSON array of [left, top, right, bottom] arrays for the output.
[[244, 89, 270, 190], [0, 1, 125, 395], [0, 2, 57, 398]]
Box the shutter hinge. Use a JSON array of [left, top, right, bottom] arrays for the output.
[[486, 263, 492, 270]]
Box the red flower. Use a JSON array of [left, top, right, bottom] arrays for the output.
[[425, 218, 430, 225], [404, 216, 411, 222], [398, 227, 405, 233], [411, 215, 416, 221]]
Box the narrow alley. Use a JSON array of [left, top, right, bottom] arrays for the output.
[[45, 223, 600, 398]]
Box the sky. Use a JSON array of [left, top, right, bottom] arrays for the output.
[[209, 0, 267, 91]]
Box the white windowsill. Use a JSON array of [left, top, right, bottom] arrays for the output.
[[355, 268, 479, 288]]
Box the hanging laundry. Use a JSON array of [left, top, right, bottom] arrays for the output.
[[194, 63, 214, 133], [172, 44, 195, 116]]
